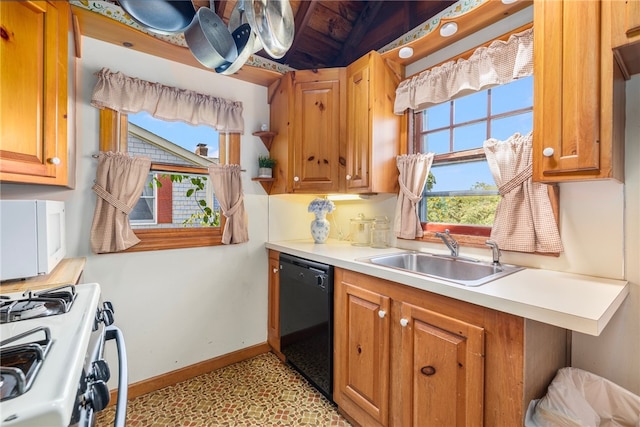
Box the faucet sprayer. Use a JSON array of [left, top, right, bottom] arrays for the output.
[[485, 240, 501, 266]]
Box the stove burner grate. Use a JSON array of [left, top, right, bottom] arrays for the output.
[[0, 327, 53, 401], [0, 285, 76, 324]]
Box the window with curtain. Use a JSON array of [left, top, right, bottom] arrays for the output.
[[93, 68, 243, 251], [414, 76, 533, 237], [397, 26, 560, 251], [98, 109, 239, 251]]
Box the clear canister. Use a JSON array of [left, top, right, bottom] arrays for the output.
[[350, 213, 373, 246], [370, 216, 390, 248]]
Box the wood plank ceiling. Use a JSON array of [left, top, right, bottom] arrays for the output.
[[208, 0, 456, 70]]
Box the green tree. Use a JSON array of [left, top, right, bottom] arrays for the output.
[[426, 181, 499, 226]]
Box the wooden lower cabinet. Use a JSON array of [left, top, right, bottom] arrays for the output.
[[333, 268, 568, 426], [336, 282, 391, 425], [267, 250, 282, 357], [398, 302, 484, 426]]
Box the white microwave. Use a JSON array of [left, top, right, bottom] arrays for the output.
[[0, 200, 67, 281]]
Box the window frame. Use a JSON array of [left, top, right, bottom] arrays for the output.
[[98, 108, 238, 251]]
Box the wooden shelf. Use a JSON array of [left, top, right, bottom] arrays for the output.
[[251, 176, 275, 194], [252, 131, 277, 150]]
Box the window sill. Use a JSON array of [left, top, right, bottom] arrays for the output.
[[124, 228, 223, 252], [418, 230, 489, 249]]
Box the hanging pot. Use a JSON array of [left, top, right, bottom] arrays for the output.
[[229, 0, 263, 54], [184, 6, 238, 69], [216, 23, 256, 75], [118, 0, 196, 35], [245, 0, 294, 59]]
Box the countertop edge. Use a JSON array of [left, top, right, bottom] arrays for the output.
[[266, 240, 629, 336]]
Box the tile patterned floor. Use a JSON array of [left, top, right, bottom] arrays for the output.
[[97, 352, 351, 426]]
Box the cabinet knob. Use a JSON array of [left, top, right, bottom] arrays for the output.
[[48, 157, 61, 165], [272, 268, 278, 274], [346, 174, 352, 180], [400, 318, 409, 327], [378, 310, 386, 318], [542, 147, 554, 157], [293, 176, 299, 182]]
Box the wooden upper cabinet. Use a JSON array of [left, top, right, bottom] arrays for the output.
[[346, 51, 402, 194], [610, 0, 640, 48], [267, 68, 345, 194], [292, 69, 344, 193], [533, 0, 625, 183], [609, 0, 640, 78], [0, 1, 69, 185]]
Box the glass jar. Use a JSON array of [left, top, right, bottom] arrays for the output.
[[370, 216, 390, 248], [350, 213, 373, 246]]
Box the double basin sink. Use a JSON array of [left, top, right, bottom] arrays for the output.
[[359, 251, 524, 287]]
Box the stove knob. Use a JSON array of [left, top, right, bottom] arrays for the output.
[[90, 360, 111, 382], [103, 301, 114, 312], [86, 380, 110, 412], [101, 309, 114, 326], [101, 301, 115, 326]]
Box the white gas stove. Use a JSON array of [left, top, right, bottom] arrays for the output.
[[0, 284, 127, 427]]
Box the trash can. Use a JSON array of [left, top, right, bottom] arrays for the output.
[[525, 367, 640, 427]]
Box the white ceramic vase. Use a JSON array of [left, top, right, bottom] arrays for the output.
[[310, 211, 330, 243]]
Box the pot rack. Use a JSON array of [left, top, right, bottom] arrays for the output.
[[117, 0, 294, 74]]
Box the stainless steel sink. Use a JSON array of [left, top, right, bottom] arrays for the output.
[[359, 251, 524, 287]]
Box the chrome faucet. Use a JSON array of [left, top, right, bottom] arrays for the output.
[[485, 240, 501, 266], [435, 229, 459, 257]]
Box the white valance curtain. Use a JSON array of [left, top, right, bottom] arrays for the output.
[[91, 68, 244, 132], [394, 153, 435, 239], [394, 28, 533, 114], [90, 152, 151, 253], [209, 164, 249, 244], [483, 132, 563, 253]]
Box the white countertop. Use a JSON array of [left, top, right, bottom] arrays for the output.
[[266, 239, 629, 336]]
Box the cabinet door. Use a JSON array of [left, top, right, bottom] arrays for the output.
[[398, 302, 484, 427], [533, 0, 601, 180], [610, 0, 640, 48], [334, 278, 390, 426], [267, 252, 281, 354], [0, 1, 68, 185], [346, 52, 401, 193], [346, 58, 371, 191], [291, 69, 343, 193]]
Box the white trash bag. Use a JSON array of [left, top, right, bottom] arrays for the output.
[[525, 367, 640, 427]]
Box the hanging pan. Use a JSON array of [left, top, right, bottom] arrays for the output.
[[118, 0, 196, 35], [245, 0, 294, 59], [184, 3, 238, 70]]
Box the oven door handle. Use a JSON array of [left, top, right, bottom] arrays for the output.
[[105, 325, 128, 427]]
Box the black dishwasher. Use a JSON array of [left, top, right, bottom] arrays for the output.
[[279, 253, 334, 401]]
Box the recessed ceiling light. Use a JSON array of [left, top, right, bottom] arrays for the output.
[[399, 46, 414, 59], [439, 22, 458, 37]]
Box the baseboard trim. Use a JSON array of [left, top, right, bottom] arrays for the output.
[[109, 342, 270, 404]]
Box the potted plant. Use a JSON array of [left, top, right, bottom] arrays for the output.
[[258, 155, 276, 178]]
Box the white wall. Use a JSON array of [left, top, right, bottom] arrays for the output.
[[0, 37, 272, 385], [570, 76, 640, 394]]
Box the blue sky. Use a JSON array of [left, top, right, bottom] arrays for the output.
[[422, 76, 533, 192], [129, 111, 220, 158]]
